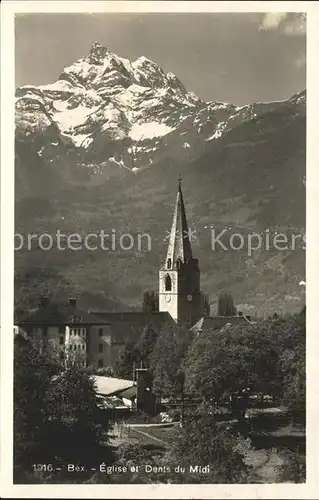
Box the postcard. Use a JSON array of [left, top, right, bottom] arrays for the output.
[[1, 1, 318, 498]]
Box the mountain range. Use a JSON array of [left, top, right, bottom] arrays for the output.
[[14, 42, 306, 317]]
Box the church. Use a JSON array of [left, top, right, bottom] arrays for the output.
[[18, 180, 251, 368], [159, 178, 203, 325]]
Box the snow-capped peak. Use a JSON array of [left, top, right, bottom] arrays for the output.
[[90, 41, 110, 60], [15, 41, 305, 176], [133, 55, 159, 66]]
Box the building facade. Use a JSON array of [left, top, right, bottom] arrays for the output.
[[18, 298, 174, 368], [19, 298, 112, 368]]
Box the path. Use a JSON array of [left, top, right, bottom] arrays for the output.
[[130, 427, 168, 446], [126, 422, 178, 428]]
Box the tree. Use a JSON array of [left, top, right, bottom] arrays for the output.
[[14, 334, 58, 480], [201, 291, 210, 316], [14, 334, 113, 484], [278, 312, 305, 423], [95, 366, 115, 377], [42, 367, 112, 473], [184, 314, 305, 425], [218, 292, 237, 316], [150, 324, 193, 399], [137, 325, 158, 367], [167, 402, 252, 483], [184, 322, 274, 407], [114, 340, 139, 380], [142, 290, 159, 313]]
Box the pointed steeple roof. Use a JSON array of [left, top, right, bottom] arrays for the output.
[[165, 177, 193, 265]]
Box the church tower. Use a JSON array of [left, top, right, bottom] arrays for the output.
[[159, 178, 202, 325]]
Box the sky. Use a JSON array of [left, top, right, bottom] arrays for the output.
[[15, 12, 306, 105]]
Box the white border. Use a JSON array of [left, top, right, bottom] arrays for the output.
[[1, 1, 319, 498]]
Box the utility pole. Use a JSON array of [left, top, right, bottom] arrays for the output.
[[178, 370, 185, 428], [180, 390, 185, 428], [132, 360, 136, 384]]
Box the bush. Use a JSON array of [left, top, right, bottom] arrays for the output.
[[276, 449, 306, 483], [95, 366, 115, 377]]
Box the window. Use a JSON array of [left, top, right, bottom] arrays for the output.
[[83, 361, 86, 367], [68, 315, 83, 323], [59, 336, 64, 345], [165, 274, 172, 291], [98, 343, 103, 353], [98, 359, 103, 368], [167, 258, 171, 269], [98, 328, 103, 337], [82, 344, 86, 351], [73, 345, 77, 351]]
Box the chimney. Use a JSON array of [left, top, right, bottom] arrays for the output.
[[69, 297, 77, 307], [39, 296, 49, 308]]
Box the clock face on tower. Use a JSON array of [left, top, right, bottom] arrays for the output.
[[165, 295, 171, 302]]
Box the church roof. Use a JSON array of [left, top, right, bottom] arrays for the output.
[[191, 315, 253, 334], [18, 301, 174, 344], [19, 302, 108, 326], [165, 179, 193, 265], [89, 311, 173, 344]]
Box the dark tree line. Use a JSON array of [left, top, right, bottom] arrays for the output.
[[142, 290, 159, 312], [14, 335, 113, 484], [217, 292, 237, 316], [115, 308, 305, 423]]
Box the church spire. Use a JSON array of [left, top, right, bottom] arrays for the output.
[[159, 178, 201, 325], [165, 177, 193, 266]]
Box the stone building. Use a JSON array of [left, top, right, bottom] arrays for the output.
[[19, 299, 173, 369]]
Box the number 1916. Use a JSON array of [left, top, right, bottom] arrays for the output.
[[32, 464, 54, 472]]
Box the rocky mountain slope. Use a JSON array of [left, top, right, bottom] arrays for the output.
[[14, 42, 306, 317]]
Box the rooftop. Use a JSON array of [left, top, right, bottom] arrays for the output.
[[191, 315, 254, 334], [19, 301, 108, 326], [93, 375, 134, 396], [89, 310, 173, 343]]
